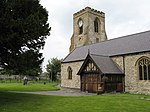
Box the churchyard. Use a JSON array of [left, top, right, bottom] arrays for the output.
[[0, 81, 150, 112], [0, 81, 59, 92]]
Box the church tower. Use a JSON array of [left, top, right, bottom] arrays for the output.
[[70, 7, 107, 52]]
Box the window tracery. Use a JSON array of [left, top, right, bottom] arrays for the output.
[[138, 58, 150, 80]]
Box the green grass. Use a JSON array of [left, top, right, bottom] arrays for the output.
[[0, 83, 150, 112], [0, 92, 150, 112], [0, 79, 54, 83], [0, 82, 59, 91]]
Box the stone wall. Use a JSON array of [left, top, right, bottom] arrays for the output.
[[61, 61, 84, 89], [112, 52, 150, 95]]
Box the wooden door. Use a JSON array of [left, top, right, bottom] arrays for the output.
[[81, 74, 100, 93]]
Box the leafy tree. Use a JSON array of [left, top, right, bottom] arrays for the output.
[[46, 58, 61, 81], [0, 0, 51, 74], [0, 68, 14, 76], [7, 50, 43, 76]]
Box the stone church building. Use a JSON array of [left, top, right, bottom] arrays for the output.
[[61, 7, 150, 95]]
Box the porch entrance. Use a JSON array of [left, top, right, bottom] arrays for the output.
[[81, 74, 101, 93], [81, 74, 124, 93], [77, 54, 124, 93]]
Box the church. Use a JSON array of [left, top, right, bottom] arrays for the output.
[[61, 7, 150, 95]]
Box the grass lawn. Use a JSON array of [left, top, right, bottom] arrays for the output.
[[0, 83, 150, 112], [0, 92, 150, 112], [0, 82, 59, 91]]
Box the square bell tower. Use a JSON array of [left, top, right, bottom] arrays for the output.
[[70, 7, 107, 52]]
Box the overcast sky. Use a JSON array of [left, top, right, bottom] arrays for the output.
[[40, 0, 150, 70]]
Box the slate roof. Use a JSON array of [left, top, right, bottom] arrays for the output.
[[63, 30, 150, 63], [90, 54, 123, 74]]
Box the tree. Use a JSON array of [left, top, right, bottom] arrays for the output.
[[46, 58, 61, 81], [0, 0, 51, 74], [6, 50, 43, 76]]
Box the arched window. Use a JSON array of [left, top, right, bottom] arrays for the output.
[[79, 25, 83, 34], [138, 57, 150, 80], [94, 18, 99, 33], [78, 19, 83, 34], [143, 65, 147, 80], [67, 66, 72, 80], [139, 65, 142, 80], [149, 65, 150, 80]]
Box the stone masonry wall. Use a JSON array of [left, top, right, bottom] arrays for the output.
[[61, 61, 84, 89], [112, 52, 150, 95]]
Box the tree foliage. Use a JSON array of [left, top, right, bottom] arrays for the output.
[[0, 0, 51, 75], [7, 50, 43, 76], [46, 58, 61, 81]]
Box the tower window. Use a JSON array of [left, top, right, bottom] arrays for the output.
[[94, 18, 99, 33], [79, 26, 83, 34], [78, 19, 83, 34]]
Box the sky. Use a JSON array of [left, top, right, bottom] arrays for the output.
[[40, 0, 150, 71]]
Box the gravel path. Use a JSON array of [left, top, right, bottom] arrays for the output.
[[9, 85, 124, 96], [18, 86, 97, 96]]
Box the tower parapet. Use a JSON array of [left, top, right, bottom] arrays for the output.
[[74, 7, 105, 17]]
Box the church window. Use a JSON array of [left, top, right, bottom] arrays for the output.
[[143, 65, 147, 80], [138, 57, 150, 80], [139, 65, 142, 80], [67, 66, 72, 80], [78, 19, 83, 34], [148, 65, 150, 80], [94, 18, 99, 33]]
